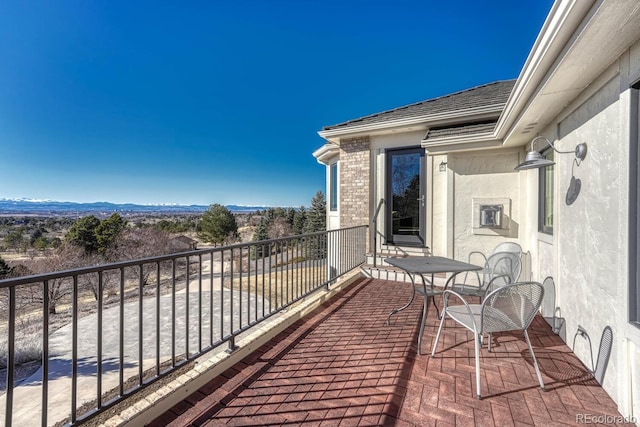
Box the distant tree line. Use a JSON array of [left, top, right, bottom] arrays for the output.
[[0, 190, 328, 279], [249, 191, 326, 259], [0, 216, 73, 252]]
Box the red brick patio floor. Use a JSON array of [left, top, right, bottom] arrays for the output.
[[149, 277, 632, 426]]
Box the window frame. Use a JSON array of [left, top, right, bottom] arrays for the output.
[[629, 81, 640, 325], [329, 162, 338, 212], [538, 147, 554, 235]]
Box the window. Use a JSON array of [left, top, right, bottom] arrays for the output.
[[538, 148, 554, 234], [330, 163, 338, 211]]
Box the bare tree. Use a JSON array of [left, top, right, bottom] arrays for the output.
[[106, 227, 174, 288], [21, 243, 86, 314], [268, 217, 293, 240], [110, 227, 173, 260]]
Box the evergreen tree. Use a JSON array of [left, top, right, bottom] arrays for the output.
[[250, 218, 271, 259], [30, 228, 45, 245], [285, 207, 296, 226], [65, 214, 127, 254], [65, 215, 101, 253], [32, 236, 49, 250], [198, 204, 238, 245], [0, 256, 11, 278], [95, 213, 127, 253], [303, 191, 327, 259], [265, 208, 276, 221], [292, 206, 306, 235], [304, 191, 326, 233]]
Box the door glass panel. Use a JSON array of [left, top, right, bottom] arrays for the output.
[[390, 151, 421, 240]]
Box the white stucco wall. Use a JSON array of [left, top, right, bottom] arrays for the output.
[[524, 42, 640, 418], [431, 154, 448, 257], [556, 72, 624, 400], [448, 149, 522, 261]]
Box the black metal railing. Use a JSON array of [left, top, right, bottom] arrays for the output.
[[0, 225, 367, 426]]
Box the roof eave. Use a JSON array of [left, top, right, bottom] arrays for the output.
[[318, 104, 506, 145], [312, 143, 340, 165], [495, 0, 596, 145], [421, 133, 503, 154], [495, 0, 640, 147]]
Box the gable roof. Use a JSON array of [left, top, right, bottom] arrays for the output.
[[322, 79, 516, 132]]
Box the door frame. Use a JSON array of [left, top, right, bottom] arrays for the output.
[[384, 147, 426, 246]]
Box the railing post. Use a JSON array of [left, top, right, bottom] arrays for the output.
[[226, 336, 237, 353], [6, 287, 15, 427]]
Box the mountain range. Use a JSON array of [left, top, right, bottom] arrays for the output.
[[0, 198, 270, 216]]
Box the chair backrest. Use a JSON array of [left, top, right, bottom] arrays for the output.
[[483, 251, 522, 286], [480, 281, 544, 334], [492, 242, 522, 258], [540, 276, 557, 332]]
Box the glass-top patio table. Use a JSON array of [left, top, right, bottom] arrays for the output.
[[384, 256, 482, 354]]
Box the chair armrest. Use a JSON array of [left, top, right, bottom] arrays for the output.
[[468, 250, 488, 265], [485, 273, 512, 293], [442, 289, 471, 308], [441, 289, 480, 335], [444, 270, 481, 291], [443, 271, 466, 290]]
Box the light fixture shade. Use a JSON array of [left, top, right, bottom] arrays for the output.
[[514, 136, 587, 171], [514, 150, 555, 170]]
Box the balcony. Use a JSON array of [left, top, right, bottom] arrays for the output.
[[144, 277, 631, 426], [0, 226, 631, 426]]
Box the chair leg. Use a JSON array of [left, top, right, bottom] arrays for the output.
[[475, 333, 482, 399], [431, 307, 446, 357], [418, 297, 429, 355], [524, 329, 545, 391], [431, 295, 440, 319]]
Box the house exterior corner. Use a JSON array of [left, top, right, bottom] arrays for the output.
[[313, 0, 640, 420]]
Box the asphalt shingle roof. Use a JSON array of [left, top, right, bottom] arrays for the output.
[[322, 79, 516, 132]]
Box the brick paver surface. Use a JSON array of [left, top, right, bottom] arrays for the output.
[[149, 277, 633, 426]]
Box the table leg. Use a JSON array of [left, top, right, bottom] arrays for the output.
[[418, 293, 429, 355], [386, 273, 416, 325], [421, 273, 440, 320], [417, 274, 440, 355]]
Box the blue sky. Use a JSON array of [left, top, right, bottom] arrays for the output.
[[0, 0, 553, 207]]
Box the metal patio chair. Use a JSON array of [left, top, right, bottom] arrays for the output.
[[431, 281, 546, 399], [468, 241, 523, 266], [445, 251, 521, 299]]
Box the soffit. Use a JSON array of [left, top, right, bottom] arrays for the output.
[[504, 0, 640, 146]]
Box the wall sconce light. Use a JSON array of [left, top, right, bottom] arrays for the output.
[[439, 161, 447, 172], [514, 136, 587, 171]]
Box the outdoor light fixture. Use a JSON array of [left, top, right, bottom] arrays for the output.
[[514, 136, 588, 171], [439, 161, 447, 172]]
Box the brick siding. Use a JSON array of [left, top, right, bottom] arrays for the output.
[[339, 137, 370, 248]]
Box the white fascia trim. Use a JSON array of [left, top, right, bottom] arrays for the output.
[[494, 0, 596, 141], [318, 104, 506, 143], [312, 143, 340, 165], [421, 134, 504, 154]]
